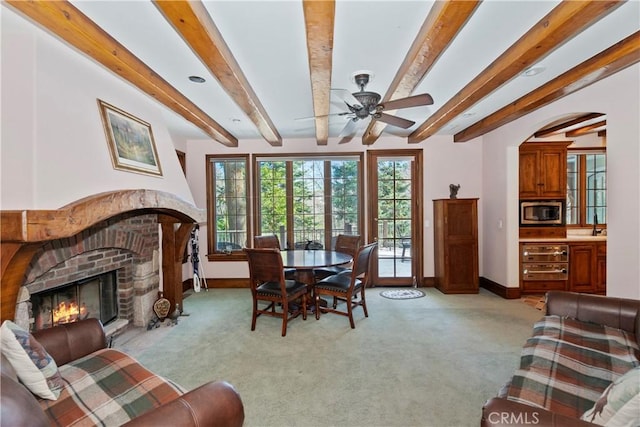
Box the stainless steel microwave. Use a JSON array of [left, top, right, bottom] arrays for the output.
[[520, 200, 564, 226]]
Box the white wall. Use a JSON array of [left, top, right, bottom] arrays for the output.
[[482, 64, 640, 299], [186, 134, 483, 281], [0, 8, 194, 210]]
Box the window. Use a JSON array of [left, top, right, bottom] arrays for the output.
[[255, 155, 362, 250], [206, 155, 249, 259], [566, 150, 606, 226]]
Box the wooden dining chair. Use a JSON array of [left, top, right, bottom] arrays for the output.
[[254, 234, 282, 249], [253, 234, 296, 279], [244, 248, 309, 336], [313, 234, 361, 280], [314, 242, 377, 328]]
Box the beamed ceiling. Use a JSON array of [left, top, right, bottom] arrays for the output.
[[5, 1, 640, 147]]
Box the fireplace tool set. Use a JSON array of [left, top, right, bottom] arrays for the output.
[[190, 224, 208, 293]]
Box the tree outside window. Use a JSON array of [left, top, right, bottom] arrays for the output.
[[206, 155, 249, 259], [256, 155, 362, 250], [566, 151, 606, 227]]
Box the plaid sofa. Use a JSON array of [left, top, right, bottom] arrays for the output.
[[482, 291, 640, 427], [1, 319, 244, 427]]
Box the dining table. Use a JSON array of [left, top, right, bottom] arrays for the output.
[[281, 250, 353, 310], [280, 249, 353, 286]]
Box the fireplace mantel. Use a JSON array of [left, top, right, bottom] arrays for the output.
[[1, 189, 204, 242], [1, 189, 205, 322]]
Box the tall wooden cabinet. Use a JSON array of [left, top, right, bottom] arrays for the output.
[[433, 198, 479, 294]]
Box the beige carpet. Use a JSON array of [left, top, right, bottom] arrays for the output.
[[114, 288, 543, 427]]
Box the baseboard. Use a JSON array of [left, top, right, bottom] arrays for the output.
[[479, 276, 521, 299], [183, 278, 249, 290], [421, 277, 435, 287], [185, 277, 434, 289]]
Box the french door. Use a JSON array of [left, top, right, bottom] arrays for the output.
[[367, 150, 423, 287]]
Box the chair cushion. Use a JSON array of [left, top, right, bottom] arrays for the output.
[[284, 268, 297, 280], [316, 272, 361, 293], [0, 320, 64, 400], [257, 280, 306, 297], [313, 266, 351, 280]]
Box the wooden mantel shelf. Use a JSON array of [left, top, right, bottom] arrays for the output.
[[1, 189, 205, 243]]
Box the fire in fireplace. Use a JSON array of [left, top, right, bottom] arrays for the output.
[[31, 271, 118, 331]]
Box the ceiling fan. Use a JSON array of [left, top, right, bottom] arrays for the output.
[[331, 73, 434, 143]]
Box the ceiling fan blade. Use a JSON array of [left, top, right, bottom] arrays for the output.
[[295, 112, 351, 121], [380, 93, 433, 110], [331, 88, 362, 108], [338, 118, 359, 143], [375, 113, 415, 129]]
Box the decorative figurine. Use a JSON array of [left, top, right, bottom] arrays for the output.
[[449, 184, 461, 199]]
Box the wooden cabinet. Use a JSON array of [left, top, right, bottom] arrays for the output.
[[568, 244, 596, 292], [595, 242, 607, 293], [520, 240, 606, 294], [568, 242, 606, 294], [433, 198, 479, 294], [519, 142, 570, 199]]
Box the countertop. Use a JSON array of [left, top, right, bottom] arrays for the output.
[[520, 235, 607, 243]]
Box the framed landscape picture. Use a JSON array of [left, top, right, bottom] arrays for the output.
[[98, 99, 162, 176]]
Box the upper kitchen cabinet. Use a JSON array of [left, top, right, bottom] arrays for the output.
[[519, 142, 571, 199]]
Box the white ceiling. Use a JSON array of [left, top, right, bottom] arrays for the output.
[[67, 0, 639, 144]]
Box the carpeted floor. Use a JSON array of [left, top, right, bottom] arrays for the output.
[[114, 287, 543, 427]]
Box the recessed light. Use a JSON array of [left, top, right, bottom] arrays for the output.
[[188, 75, 206, 83], [522, 67, 545, 77], [462, 112, 476, 118]]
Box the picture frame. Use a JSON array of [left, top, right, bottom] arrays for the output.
[[98, 99, 162, 176]]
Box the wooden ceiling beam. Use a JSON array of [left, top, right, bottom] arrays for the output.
[[5, 0, 237, 147], [455, 31, 639, 142], [154, 1, 281, 146], [534, 113, 604, 138], [565, 120, 607, 137], [409, 0, 624, 144], [302, 0, 335, 146], [361, 1, 480, 146]]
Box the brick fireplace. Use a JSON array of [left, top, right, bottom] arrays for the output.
[[1, 190, 205, 333], [15, 213, 160, 332]]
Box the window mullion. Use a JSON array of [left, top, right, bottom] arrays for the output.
[[578, 155, 587, 227], [285, 162, 294, 250], [324, 161, 332, 249]]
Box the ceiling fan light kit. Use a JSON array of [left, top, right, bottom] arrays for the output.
[[350, 70, 374, 85]]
